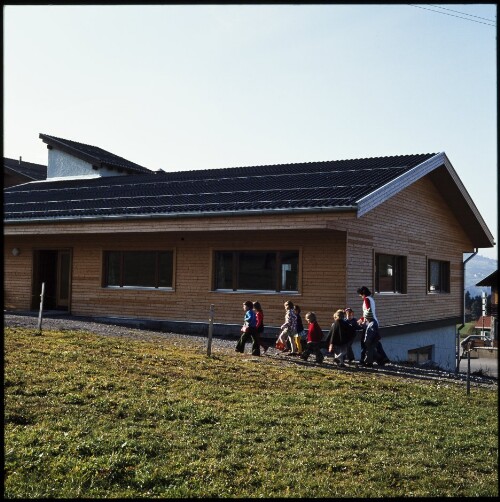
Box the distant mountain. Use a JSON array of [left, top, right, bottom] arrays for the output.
[[465, 254, 497, 297]]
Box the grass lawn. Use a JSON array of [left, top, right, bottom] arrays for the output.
[[4, 326, 498, 498], [458, 321, 479, 339]]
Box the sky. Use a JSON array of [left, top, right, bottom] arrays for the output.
[[3, 4, 497, 260]]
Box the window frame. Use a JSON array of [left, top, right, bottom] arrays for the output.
[[374, 253, 407, 294], [408, 345, 433, 364], [427, 258, 450, 294], [102, 250, 174, 290], [212, 249, 300, 293]]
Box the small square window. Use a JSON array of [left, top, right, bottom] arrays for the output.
[[408, 345, 433, 364], [375, 254, 407, 293], [428, 259, 450, 293]]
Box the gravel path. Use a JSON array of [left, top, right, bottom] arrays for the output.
[[4, 312, 497, 388]]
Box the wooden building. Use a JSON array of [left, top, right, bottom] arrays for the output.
[[3, 134, 495, 370], [476, 269, 498, 341]]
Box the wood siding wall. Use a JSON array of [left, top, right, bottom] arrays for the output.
[[4, 177, 474, 329]]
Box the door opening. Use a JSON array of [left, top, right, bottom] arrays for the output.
[[32, 249, 72, 311]]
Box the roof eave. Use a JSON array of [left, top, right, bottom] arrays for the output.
[[3, 205, 358, 225], [475, 270, 498, 287]]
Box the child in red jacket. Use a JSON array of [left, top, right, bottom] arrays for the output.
[[300, 312, 324, 363]]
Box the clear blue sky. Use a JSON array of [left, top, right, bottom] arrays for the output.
[[3, 4, 497, 259]]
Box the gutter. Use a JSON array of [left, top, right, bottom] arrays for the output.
[[3, 205, 358, 225], [456, 248, 478, 373]]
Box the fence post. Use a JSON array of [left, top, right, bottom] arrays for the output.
[[207, 304, 215, 356], [36, 282, 45, 335]]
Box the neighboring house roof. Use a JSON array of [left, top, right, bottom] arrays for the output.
[[39, 133, 152, 175], [4, 157, 47, 182], [474, 316, 492, 329], [3, 150, 495, 248], [476, 270, 498, 288]]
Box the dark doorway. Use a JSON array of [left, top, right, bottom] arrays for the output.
[[32, 249, 72, 311]]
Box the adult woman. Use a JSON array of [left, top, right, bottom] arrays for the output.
[[357, 286, 378, 323], [357, 286, 390, 366]]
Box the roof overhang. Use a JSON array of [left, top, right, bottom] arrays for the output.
[[476, 270, 498, 287], [3, 205, 358, 227], [356, 152, 495, 249]]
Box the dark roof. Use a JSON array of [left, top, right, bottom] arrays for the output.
[[4, 157, 47, 181], [39, 133, 152, 175], [476, 270, 498, 288], [4, 153, 435, 220], [2, 151, 496, 248], [474, 316, 493, 329]]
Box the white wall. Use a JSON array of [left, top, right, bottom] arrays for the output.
[[350, 324, 457, 371], [47, 149, 126, 178]]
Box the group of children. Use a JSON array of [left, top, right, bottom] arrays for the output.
[[235, 288, 390, 367]]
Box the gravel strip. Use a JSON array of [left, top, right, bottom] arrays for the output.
[[4, 313, 497, 388]]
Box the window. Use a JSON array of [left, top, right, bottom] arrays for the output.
[[375, 254, 407, 293], [408, 345, 433, 364], [428, 259, 450, 293], [214, 250, 299, 292], [104, 251, 173, 288]]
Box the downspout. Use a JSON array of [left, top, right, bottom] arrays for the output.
[[456, 248, 478, 373]]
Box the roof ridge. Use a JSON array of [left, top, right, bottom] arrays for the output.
[[158, 153, 437, 176], [226, 152, 436, 168], [40, 133, 108, 152], [4, 157, 47, 167]]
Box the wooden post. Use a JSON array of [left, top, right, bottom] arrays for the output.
[[36, 282, 45, 335], [207, 304, 215, 356]]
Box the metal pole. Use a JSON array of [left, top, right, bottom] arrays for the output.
[[466, 342, 471, 396], [458, 249, 478, 374], [482, 291, 486, 337], [207, 304, 215, 356], [37, 282, 45, 334]]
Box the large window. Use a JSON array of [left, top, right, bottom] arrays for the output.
[[104, 251, 173, 288], [428, 259, 450, 293], [375, 254, 407, 293], [214, 250, 299, 292]]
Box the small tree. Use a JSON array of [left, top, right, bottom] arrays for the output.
[[465, 290, 472, 311], [470, 297, 482, 320]]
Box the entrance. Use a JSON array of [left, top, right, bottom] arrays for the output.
[[32, 249, 72, 311]]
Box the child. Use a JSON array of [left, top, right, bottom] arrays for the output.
[[326, 309, 352, 367], [300, 312, 324, 363], [294, 305, 306, 354], [279, 300, 298, 355], [235, 300, 260, 356], [344, 307, 359, 363], [253, 301, 268, 354]]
